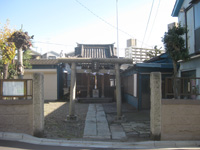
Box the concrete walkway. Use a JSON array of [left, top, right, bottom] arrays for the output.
[[83, 104, 111, 139], [83, 104, 127, 140]]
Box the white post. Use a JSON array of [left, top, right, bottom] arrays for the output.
[[18, 48, 24, 79]]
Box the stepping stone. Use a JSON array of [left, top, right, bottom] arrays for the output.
[[110, 124, 127, 140]]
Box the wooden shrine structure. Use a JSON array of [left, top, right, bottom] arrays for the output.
[[59, 44, 132, 120]]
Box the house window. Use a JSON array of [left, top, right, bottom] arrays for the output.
[[48, 56, 56, 59], [181, 70, 196, 77], [194, 1, 200, 52]]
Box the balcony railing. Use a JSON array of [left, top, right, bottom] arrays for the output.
[[0, 79, 33, 100]]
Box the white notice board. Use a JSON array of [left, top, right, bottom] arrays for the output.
[[3, 81, 24, 96]]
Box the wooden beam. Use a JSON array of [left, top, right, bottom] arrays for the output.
[[76, 69, 115, 74], [58, 58, 133, 64]]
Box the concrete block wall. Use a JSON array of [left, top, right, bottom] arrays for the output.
[[0, 73, 44, 136], [0, 100, 33, 135], [161, 100, 200, 140]]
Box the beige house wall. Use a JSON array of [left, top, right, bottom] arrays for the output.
[[24, 69, 57, 100], [161, 100, 200, 140]]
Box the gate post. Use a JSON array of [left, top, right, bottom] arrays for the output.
[[150, 72, 161, 140], [33, 73, 44, 137]]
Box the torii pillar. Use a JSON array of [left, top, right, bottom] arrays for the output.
[[115, 63, 123, 120], [67, 62, 77, 120]]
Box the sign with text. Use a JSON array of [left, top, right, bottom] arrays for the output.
[[3, 81, 24, 96]]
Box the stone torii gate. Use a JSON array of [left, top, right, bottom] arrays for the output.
[[58, 58, 132, 120]]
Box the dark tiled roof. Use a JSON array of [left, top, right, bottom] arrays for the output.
[[75, 44, 117, 58], [190, 0, 200, 4]]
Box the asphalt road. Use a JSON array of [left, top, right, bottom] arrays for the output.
[[0, 140, 115, 150], [1, 140, 199, 150]]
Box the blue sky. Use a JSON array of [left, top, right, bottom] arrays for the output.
[[0, 0, 177, 56]]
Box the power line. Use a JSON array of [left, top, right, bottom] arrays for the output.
[[146, 0, 161, 44], [74, 0, 152, 48], [32, 41, 74, 47], [75, 0, 116, 29], [141, 0, 155, 48]]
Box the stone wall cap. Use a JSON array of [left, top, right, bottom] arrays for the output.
[[162, 99, 200, 105]]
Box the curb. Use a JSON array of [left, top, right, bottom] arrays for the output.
[[0, 132, 200, 149]]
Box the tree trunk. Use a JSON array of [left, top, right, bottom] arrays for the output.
[[3, 63, 9, 79], [172, 60, 178, 98], [18, 47, 24, 79]]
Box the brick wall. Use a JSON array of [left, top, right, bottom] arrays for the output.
[[161, 99, 200, 140], [0, 100, 33, 135]]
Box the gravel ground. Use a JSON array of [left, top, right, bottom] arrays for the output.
[[44, 101, 150, 141], [44, 101, 89, 140]]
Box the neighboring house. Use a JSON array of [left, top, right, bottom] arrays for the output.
[[172, 0, 200, 78], [121, 53, 173, 110], [24, 51, 64, 100], [29, 50, 41, 59], [42, 51, 60, 59], [65, 51, 75, 57]]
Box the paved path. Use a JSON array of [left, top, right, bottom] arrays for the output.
[[83, 104, 111, 139], [83, 104, 127, 140]]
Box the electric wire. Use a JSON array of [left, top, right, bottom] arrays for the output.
[[32, 41, 74, 47], [146, 0, 161, 44], [74, 0, 152, 48], [141, 0, 155, 48]]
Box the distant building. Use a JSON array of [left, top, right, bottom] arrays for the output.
[[125, 39, 137, 59], [168, 22, 178, 30], [125, 39, 164, 64]]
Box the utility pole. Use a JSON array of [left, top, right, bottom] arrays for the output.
[[116, 0, 119, 58]]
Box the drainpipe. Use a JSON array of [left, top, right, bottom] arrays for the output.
[[184, 4, 193, 50], [184, 8, 188, 50]]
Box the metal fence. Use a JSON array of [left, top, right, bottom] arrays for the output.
[[165, 77, 200, 99], [0, 79, 33, 100]]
